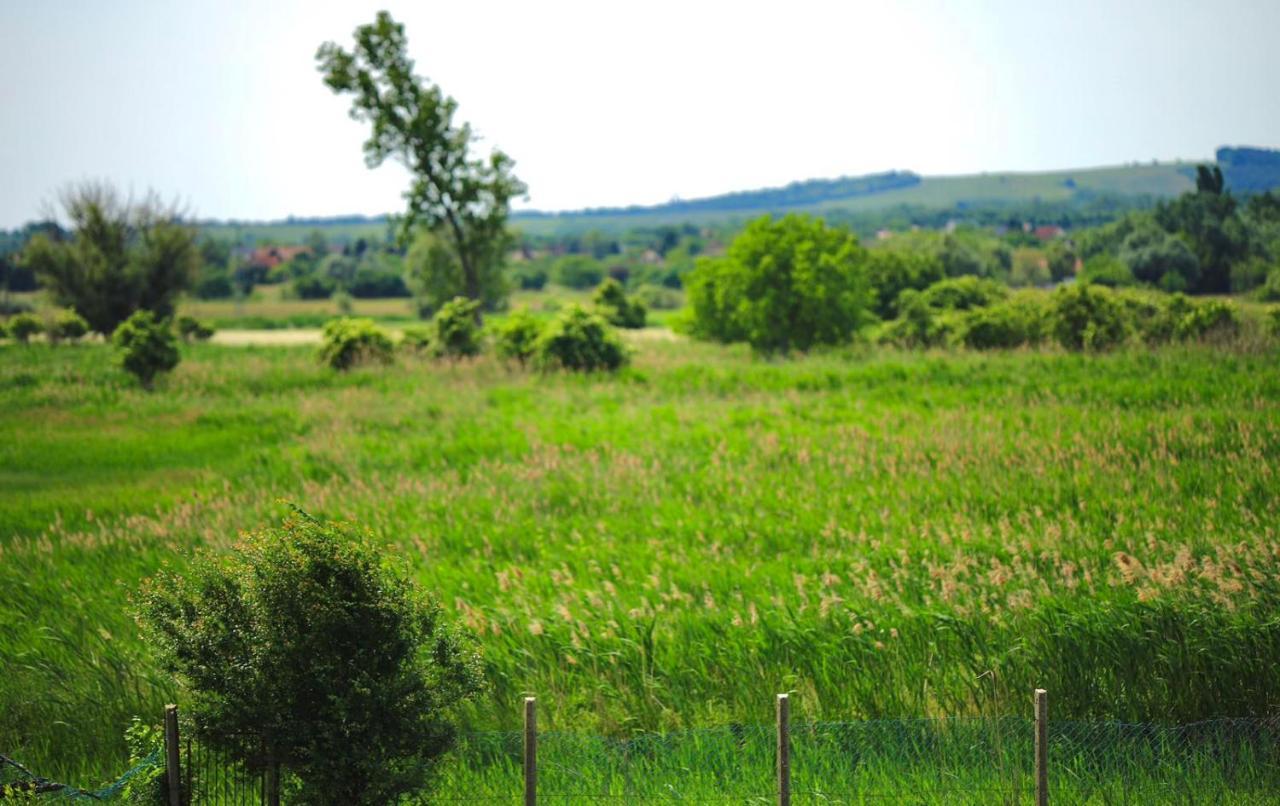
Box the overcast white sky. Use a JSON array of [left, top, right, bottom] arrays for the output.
[[2, 0, 1278, 228]]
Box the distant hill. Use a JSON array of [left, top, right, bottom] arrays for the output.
[[199, 146, 1280, 242]]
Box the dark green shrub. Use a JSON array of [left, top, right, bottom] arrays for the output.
[[1267, 305, 1280, 336], [113, 310, 180, 387], [1050, 283, 1131, 351], [511, 263, 549, 290], [1173, 298, 1239, 341], [1080, 255, 1138, 288], [318, 317, 393, 370], [592, 278, 646, 328], [119, 717, 166, 804], [918, 276, 1008, 311], [7, 312, 43, 343], [959, 295, 1049, 349], [176, 315, 215, 342], [194, 270, 235, 299], [49, 309, 91, 343], [865, 249, 945, 318], [686, 215, 870, 353], [1257, 268, 1280, 302], [425, 296, 482, 360], [134, 514, 484, 806], [534, 304, 628, 372], [878, 290, 957, 348], [492, 307, 542, 366], [292, 274, 337, 300]]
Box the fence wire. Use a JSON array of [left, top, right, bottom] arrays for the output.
[[9, 717, 1280, 803]]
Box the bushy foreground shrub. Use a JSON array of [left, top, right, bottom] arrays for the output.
[[6, 312, 43, 343], [918, 275, 1008, 311], [959, 293, 1049, 349], [492, 306, 542, 366], [534, 304, 628, 372], [318, 317, 393, 370], [425, 297, 483, 360], [593, 278, 647, 328], [1050, 283, 1131, 351], [113, 310, 180, 387], [134, 514, 483, 806]]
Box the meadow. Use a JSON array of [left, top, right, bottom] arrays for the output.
[[2, 334, 1280, 796]]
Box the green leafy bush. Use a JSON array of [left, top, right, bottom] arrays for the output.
[[878, 290, 953, 348], [176, 315, 215, 343], [553, 254, 605, 289], [48, 309, 89, 343], [1080, 255, 1138, 288], [1050, 283, 1131, 351], [1256, 268, 1280, 302], [425, 296, 482, 360], [492, 307, 542, 366], [1173, 298, 1239, 341], [119, 717, 166, 805], [959, 294, 1049, 349], [134, 514, 484, 806], [686, 215, 870, 353], [592, 278, 647, 328], [865, 249, 945, 318], [399, 324, 434, 352], [918, 275, 1008, 311], [534, 304, 628, 372], [112, 310, 180, 387], [7, 312, 43, 343], [318, 317, 393, 370]]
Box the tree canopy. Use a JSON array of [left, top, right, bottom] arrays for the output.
[[317, 12, 525, 315]]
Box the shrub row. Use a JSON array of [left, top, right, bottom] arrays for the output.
[[881, 281, 1253, 352], [320, 300, 629, 373]]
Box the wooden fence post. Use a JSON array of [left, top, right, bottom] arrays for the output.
[[1035, 688, 1048, 806], [777, 693, 790, 806], [163, 704, 182, 806], [524, 696, 537, 806]]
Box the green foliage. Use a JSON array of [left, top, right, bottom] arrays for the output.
[[878, 290, 954, 348], [510, 262, 549, 291], [425, 297, 483, 360], [865, 249, 945, 318], [917, 275, 1008, 311], [112, 311, 180, 388], [406, 230, 506, 315], [333, 290, 354, 315], [1256, 267, 1280, 302], [318, 317, 393, 370], [632, 284, 682, 310], [119, 717, 166, 805], [1173, 298, 1239, 341], [134, 514, 484, 806], [318, 12, 524, 312], [292, 273, 336, 300], [686, 215, 870, 354], [553, 254, 605, 289], [592, 278, 647, 328], [1118, 222, 1200, 291], [175, 316, 214, 343], [1155, 172, 1250, 293], [48, 309, 91, 343], [1080, 255, 1137, 288], [7, 312, 43, 343], [399, 324, 434, 353], [1050, 283, 1131, 351], [20, 183, 198, 334], [491, 307, 542, 366], [1045, 240, 1078, 283], [959, 293, 1049, 349], [533, 304, 628, 372]]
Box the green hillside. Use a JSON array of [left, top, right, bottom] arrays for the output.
[[198, 147, 1280, 243]]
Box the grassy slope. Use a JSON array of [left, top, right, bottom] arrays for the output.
[[197, 162, 1198, 242], [2, 339, 1278, 787]]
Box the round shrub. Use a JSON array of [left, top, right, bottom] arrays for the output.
[[959, 295, 1049, 350], [318, 317, 393, 370], [399, 324, 434, 353], [534, 304, 628, 372], [1174, 298, 1239, 341], [7, 312, 43, 343], [1050, 283, 1131, 351], [425, 296, 482, 360], [878, 289, 956, 348], [632, 284, 682, 310], [134, 514, 484, 806], [686, 214, 870, 354], [176, 315, 215, 343], [49, 309, 91, 343], [592, 278, 646, 329], [113, 310, 180, 387], [492, 306, 542, 367]]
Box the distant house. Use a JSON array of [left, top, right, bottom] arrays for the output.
[[246, 246, 311, 271], [875, 229, 894, 241], [1033, 225, 1065, 242]]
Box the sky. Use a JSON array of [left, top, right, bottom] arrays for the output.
[[1, 0, 1278, 228]]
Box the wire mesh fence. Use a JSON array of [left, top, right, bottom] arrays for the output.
[[7, 713, 1280, 803]]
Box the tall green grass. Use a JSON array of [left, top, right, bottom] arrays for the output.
[[1, 339, 1278, 789]]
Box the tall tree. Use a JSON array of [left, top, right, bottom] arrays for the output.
[[317, 12, 525, 315], [21, 184, 198, 334]]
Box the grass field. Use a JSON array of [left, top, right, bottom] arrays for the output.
[[2, 336, 1279, 795]]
